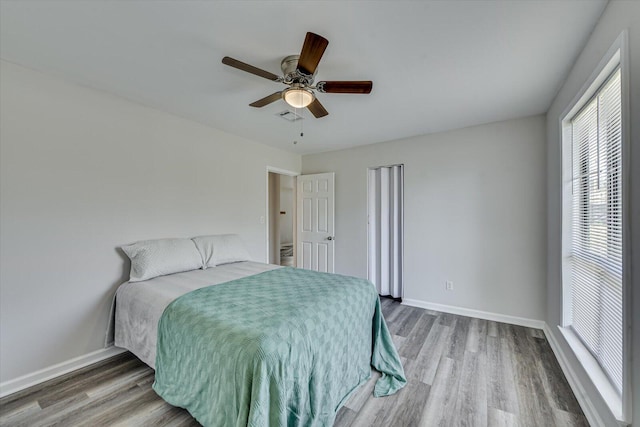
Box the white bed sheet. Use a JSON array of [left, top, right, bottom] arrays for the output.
[[114, 261, 281, 368]]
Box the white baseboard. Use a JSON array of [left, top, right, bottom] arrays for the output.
[[542, 324, 609, 427], [401, 298, 546, 329], [0, 346, 127, 398]]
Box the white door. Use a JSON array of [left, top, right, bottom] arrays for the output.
[[296, 173, 335, 273]]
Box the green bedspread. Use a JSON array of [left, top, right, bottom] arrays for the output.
[[153, 267, 406, 427]]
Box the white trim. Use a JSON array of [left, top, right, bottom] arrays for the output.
[[543, 324, 630, 427], [544, 324, 604, 426], [0, 346, 127, 398], [266, 166, 299, 177], [617, 30, 632, 424], [558, 326, 623, 421], [559, 31, 625, 123], [401, 298, 545, 329]]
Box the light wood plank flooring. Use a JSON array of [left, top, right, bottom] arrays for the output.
[[0, 299, 588, 426]]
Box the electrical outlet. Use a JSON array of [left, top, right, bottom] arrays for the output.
[[445, 281, 454, 291]]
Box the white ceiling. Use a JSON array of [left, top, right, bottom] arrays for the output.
[[0, 1, 607, 154]]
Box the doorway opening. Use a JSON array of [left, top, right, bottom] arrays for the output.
[[367, 164, 404, 299], [268, 171, 296, 266]]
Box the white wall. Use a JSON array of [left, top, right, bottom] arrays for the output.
[[545, 1, 639, 425], [302, 115, 547, 322], [0, 60, 301, 384]]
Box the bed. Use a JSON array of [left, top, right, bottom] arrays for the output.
[[114, 236, 405, 427]]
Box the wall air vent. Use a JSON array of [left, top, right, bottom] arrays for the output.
[[276, 110, 303, 122]]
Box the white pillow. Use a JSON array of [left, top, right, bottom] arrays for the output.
[[121, 238, 203, 282], [192, 234, 251, 268]]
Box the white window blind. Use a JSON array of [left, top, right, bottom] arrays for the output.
[[569, 68, 623, 393]]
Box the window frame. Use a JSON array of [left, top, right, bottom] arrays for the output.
[[559, 30, 630, 423]]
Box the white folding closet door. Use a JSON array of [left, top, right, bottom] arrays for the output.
[[368, 165, 403, 298], [368, 169, 380, 292]]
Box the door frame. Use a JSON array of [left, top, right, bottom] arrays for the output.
[[265, 166, 299, 264]]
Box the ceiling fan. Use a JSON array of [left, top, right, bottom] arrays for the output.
[[222, 32, 372, 118]]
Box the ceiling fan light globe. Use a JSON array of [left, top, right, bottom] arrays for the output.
[[283, 88, 314, 108]]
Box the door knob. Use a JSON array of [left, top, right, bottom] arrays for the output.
[[326, 236, 335, 241]]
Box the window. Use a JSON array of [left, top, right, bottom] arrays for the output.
[[565, 67, 623, 394]]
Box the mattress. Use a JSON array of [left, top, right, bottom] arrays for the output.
[[114, 261, 280, 368]]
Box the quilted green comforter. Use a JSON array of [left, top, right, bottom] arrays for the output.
[[153, 267, 406, 427]]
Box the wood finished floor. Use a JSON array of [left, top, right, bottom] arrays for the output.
[[0, 298, 588, 427]]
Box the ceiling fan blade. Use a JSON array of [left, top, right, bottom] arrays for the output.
[[307, 98, 329, 118], [317, 81, 373, 94], [249, 92, 283, 107], [222, 56, 280, 81], [296, 32, 329, 76]]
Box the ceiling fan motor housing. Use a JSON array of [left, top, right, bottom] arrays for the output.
[[280, 55, 299, 75], [281, 55, 315, 85]]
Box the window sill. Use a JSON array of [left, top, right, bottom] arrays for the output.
[[557, 326, 626, 424]]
